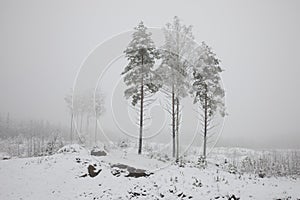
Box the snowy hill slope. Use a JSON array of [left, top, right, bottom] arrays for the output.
[[0, 144, 299, 200]]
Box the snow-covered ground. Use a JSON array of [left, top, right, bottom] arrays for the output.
[[0, 144, 299, 200]]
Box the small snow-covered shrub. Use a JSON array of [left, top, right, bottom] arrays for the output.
[[117, 139, 131, 148], [147, 151, 170, 163], [257, 169, 266, 178], [228, 163, 238, 174], [192, 177, 202, 187], [57, 144, 85, 154], [45, 140, 64, 155], [240, 156, 254, 173], [143, 142, 154, 153], [197, 156, 207, 168]]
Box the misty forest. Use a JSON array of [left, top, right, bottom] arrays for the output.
[[1, 10, 300, 200]]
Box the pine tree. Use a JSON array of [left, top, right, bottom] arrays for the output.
[[191, 42, 226, 159], [156, 16, 194, 161], [122, 21, 161, 154]]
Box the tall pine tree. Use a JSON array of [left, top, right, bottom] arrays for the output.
[[191, 42, 226, 160], [122, 22, 160, 154], [157, 16, 194, 160]]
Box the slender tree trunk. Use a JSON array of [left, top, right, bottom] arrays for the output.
[[76, 114, 79, 128], [176, 97, 179, 162], [86, 115, 90, 133], [31, 135, 33, 157], [33, 138, 36, 156], [80, 113, 83, 132], [172, 84, 176, 158], [138, 84, 144, 154], [95, 113, 97, 146], [27, 138, 30, 157], [86, 115, 90, 145], [203, 87, 208, 158], [70, 112, 73, 144], [37, 140, 40, 156], [17, 143, 20, 157], [138, 55, 144, 154], [75, 114, 79, 141], [41, 136, 44, 155], [174, 32, 180, 160]]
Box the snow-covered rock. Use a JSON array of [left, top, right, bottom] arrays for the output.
[[91, 146, 107, 156], [57, 144, 88, 155]]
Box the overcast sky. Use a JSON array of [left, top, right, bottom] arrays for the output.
[[0, 0, 300, 148]]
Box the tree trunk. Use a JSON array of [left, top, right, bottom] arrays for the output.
[[76, 114, 79, 128], [31, 135, 33, 157], [33, 138, 36, 156], [80, 113, 83, 132], [27, 138, 30, 157], [86, 116, 90, 133], [172, 84, 176, 158], [95, 113, 97, 146], [86, 115, 90, 145], [41, 136, 44, 155], [70, 112, 73, 144], [176, 97, 179, 162], [138, 55, 144, 154], [203, 87, 208, 158], [17, 143, 20, 157]]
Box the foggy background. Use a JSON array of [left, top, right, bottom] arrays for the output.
[[0, 0, 300, 149]]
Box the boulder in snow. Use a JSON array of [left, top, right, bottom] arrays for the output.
[[111, 163, 153, 178], [91, 146, 107, 156]]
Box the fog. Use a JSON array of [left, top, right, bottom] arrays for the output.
[[0, 0, 300, 149]]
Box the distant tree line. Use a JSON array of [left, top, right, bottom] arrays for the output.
[[0, 113, 66, 157]]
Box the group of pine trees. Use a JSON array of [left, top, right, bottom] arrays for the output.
[[122, 16, 225, 161]]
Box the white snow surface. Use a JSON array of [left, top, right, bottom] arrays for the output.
[[0, 144, 299, 200]]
